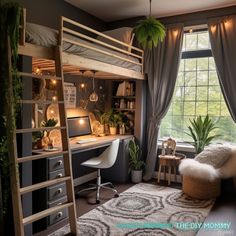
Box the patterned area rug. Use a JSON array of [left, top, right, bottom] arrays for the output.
[[50, 183, 215, 236]]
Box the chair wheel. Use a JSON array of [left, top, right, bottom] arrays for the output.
[[114, 193, 119, 198], [96, 199, 101, 204]]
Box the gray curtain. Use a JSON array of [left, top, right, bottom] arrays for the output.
[[208, 15, 236, 122], [143, 24, 184, 181]]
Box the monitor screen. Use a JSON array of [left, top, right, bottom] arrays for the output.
[[67, 116, 92, 138]]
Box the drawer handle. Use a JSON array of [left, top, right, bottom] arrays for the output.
[[57, 211, 63, 218], [57, 173, 63, 178], [57, 160, 63, 166], [57, 188, 63, 194]]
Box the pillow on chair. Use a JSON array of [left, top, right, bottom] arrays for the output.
[[179, 159, 220, 181], [194, 145, 232, 168]]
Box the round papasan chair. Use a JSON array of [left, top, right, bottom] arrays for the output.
[[179, 145, 236, 199]]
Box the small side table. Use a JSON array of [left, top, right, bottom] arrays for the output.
[[157, 155, 184, 185]]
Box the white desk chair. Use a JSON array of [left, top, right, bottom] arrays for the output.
[[77, 139, 120, 203]]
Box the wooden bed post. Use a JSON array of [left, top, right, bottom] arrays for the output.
[[19, 8, 26, 46]]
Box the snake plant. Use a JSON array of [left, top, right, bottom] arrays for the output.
[[186, 115, 220, 154]]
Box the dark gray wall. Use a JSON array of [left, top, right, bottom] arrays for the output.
[[65, 75, 108, 113], [17, 0, 107, 31]]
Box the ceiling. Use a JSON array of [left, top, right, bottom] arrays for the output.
[[65, 0, 236, 22]]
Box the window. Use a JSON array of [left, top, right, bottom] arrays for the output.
[[160, 30, 236, 143]]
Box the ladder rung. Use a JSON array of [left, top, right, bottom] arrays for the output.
[[23, 202, 73, 225], [17, 151, 69, 163], [17, 72, 62, 80], [19, 100, 64, 105], [16, 126, 66, 134], [20, 176, 71, 195]]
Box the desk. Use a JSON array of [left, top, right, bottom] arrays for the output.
[[32, 134, 132, 232], [70, 135, 131, 153]]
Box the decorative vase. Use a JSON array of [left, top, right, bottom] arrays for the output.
[[131, 170, 143, 183], [119, 125, 125, 135], [109, 126, 117, 135]]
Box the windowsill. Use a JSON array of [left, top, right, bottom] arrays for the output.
[[157, 141, 195, 153]]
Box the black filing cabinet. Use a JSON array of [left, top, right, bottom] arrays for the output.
[[32, 155, 68, 233]]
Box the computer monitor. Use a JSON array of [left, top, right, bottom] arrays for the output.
[[67, 116, 92, 138]]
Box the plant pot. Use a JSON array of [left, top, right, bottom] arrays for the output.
[[100, 124, 105, 134], [109, 126, 117, 135], [131, 170, 143, 183]]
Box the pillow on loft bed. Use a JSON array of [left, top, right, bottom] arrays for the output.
[[97, 27, 134, 52], [26, 23, 58, 47]]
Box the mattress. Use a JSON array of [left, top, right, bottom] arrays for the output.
[[25, 23, 142, 72]]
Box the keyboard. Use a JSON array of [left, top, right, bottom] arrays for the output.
[[76, 138, 97, 144]]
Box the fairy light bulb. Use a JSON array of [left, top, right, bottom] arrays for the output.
[[52, 96, 57, 101], [52, 79, 57, 85]]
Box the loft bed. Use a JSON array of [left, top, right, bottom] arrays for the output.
[[18, 9, 144, 80]]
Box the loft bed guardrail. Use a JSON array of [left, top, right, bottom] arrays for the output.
[[18, 8, 145, 80]]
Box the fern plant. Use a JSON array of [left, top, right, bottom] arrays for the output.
[[186, 115, 220, 154], [135, 16, 166, 49]]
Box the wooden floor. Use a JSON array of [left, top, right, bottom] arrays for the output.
[[35, 179, 236, 236]]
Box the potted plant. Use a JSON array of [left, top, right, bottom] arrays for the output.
[[129, 138, 145, 183], [107, 109, 122, 135], [186, 114, 220, 154], [98, 111, 110, 134]]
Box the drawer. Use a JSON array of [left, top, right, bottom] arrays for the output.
[[48, 169, 65, 180], [48, 156, 64, 172], [48, 197, 68, 226], [48, 183, 66, 201]]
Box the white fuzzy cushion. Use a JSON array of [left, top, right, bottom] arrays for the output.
[[179, 159, 220, 181], [219, 149, 236, 178], [194, 145, 232, 168]]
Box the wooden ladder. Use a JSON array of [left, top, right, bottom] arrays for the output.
[[7, 39, 78, 235]]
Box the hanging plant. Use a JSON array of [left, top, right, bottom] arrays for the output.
[[135, 0, 166, 49]]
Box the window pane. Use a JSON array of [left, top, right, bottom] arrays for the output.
[[184, 87, 196, 101], [197, 87, 207, 101], [185, 58, 196, 71], [185, 72, 196, 86], [184, 102, 195, 116], [208, 102, 221, 116], [209, 86, 221, 100], [209, 57, 216, 70], [185, 33, 197, 51], [197, 32, 210, 49], [197, 71, 208, 86], [209, 71, 219, 85], [172, 101, 184, 115], [197, 58, 208, 71], [176, 72, 184, 86], [196, 102, 207, 115]]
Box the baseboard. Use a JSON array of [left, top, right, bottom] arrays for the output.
[[153, 171, 182, 183], [73, 171, 97, 186]]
